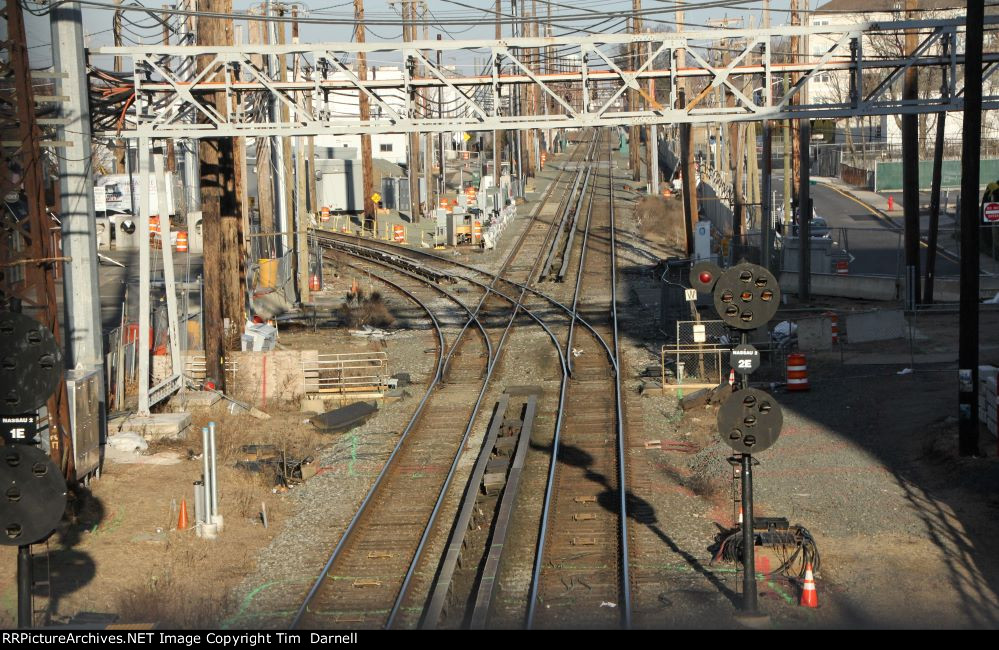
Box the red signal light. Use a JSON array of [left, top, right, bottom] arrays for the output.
[[699, 272, 712, 285]]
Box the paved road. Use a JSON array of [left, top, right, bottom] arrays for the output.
[[773, 174, 962, 277]]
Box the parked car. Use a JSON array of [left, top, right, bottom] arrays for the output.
[[779, 205, 830, 238]]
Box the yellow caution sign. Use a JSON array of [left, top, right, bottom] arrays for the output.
[[462, 132, 471, 142], [371, 192, 382, 203]]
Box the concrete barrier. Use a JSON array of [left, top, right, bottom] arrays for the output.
[[780, 272, 900, 301], [844, 310, 907, 343], [796, 316, 832, 351]]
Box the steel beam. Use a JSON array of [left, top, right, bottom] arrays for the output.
[[91, 15, 999, 139]]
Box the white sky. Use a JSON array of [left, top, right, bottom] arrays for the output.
[[22, 0, 804, 69]]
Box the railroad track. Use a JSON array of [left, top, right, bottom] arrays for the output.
[[296, 129, 633, 628], [291, 254, 494, 629], [528, 135, 630, 629]]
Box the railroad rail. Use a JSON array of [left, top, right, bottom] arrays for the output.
[[297, 130, 633, 628]]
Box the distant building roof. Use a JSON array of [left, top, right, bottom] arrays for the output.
[[815, 0, 964, 12]]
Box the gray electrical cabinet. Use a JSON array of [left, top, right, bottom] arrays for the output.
[[66, 369, 102, 481]]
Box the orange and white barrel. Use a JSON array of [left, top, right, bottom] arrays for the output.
[[176, 231, 188, 253], [787, 353, 810, 391], [824, 311, 839, 344], [321, 206, 331, 223], [309, 274, 321, 292], [393, 224, 406, 243], [472, 220, 482, 242], [835, 259, 849, 275]]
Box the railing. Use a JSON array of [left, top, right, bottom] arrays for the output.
[[302, 351, 390, 394]]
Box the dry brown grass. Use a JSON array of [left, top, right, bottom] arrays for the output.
[[635, 195, 687, 249], [338, 288, 395, 329], [115, 572, 231, 629]]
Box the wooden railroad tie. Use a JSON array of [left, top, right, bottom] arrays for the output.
[[352, 579, 382, 588]]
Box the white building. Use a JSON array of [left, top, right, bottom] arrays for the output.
[[808, 0, 999, 148], [313, 66, 409, 165], [311, 63, 474, 166]]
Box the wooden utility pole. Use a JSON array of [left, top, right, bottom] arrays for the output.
[[113, 0, 126, 173], [405, 0, 422, 222], [957, 0, 984, 457], [4, 0, 72, 468], [629, 0, 641, 182], [419, 0, 436, 213], [494, 0, 504, 186], [925, 34, 949, 304], [790, 0, 801, 203], [292, 8, 309, 303], [902, 0, 921, 307], [677, 2, 698, 232], [355, 0, 376, 228], [163, 5, 176, 173], [196, 0, 244, 388], [276, 4, 295, 249], [249, 6, 274, 239]]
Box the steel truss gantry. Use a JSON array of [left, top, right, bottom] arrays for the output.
[[92, 15, 999, 140]]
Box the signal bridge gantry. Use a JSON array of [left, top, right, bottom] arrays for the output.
[[92, 15, 999, 140]]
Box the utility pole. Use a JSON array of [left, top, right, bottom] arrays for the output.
[[292, 8, 309, 303], [790, 0, 801, 203], [196, 0, 243, 388], [277, 3, 295, 262], [646, 36, 658, 194], [266, 0, 290, 253], [50, 1, 104, 383], [405, 0, 422, 222], [421, 2, 434, 213], [677, 2, 698, 231], [177, 0, 200, 215], [250, 5, 274, 239], [355, 0, 376, 229], [437, 34, 447, 203], [5, 0, 72, 470], [783, 74, 792, 226], [761, 0, 772, 270], [925, 33, 950, 305], [679, 91, 696, 255], [494, 0, 504, 187], [958, 0, 983, 457], [511, 0, 523, 195], [902, 0, 921, 308], [798, 120, 811, 300], [629, 0, 641, 183], [113, 0, 126, 173], [762, 120, 773, 271], [162, 6, 177, 174]]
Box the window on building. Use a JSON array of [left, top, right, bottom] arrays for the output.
[[380, 144, 393, 152]]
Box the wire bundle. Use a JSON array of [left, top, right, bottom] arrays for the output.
[[711, 523, 820, 580]]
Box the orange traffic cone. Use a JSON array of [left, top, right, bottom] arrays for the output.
[[177, 498, 189, 531], [729, 369, 736, 386], [800, 562, 818, 608]]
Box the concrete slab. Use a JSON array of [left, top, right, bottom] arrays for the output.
[[168, 390, 222, 412], [300, 398, 325, 414], [117, 413, 192, 442], [797, 317, 832, 351], [845, 309, 906, 343]]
